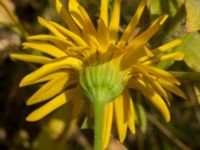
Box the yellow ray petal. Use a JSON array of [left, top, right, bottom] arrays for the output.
[[149, 80, 168, 100], [121, 91, 129, 123], [38, 17, 66, 39], [23, 42, 67, 58], [157, 51, 184, 61], [27, 71, 69, 85], [97, 18, 110, 52], [143, 52, 185, 65], [128, 79, 170, 122], [114, 94, 127, 143], [27, 72, 76, 105], [109, 0, 120, 40], [27, 34, 74, 47], [50, 21, 87, 46], [118, 0, 147, 46], [83, 33, 102, 52], [66, 46, 85, 51], [100, 0, 108, 26], [149, 92, 170, 122], [128, 98, 135, 134], [77, 5, 97, 35], [158, 79, 187, 99], [138, 46, 154, 63], [102, 102, 113, 149], [165, 91, 173, 101], [139, 65, 180, 85], [10, 53, 52, 64], [122, 14, 168, 68], [71, 10, 97, 36], [152, 39, 182, 55], [26, 90, 72, 122], [68, 0, 83, 29], [127, 14, 168, 50], [131, 66, 168, 99], [55, 0, 81, 36], [20, 57, 82, 87], [68, 0, 97, 36], [122, 90, 135, 134], [123, 46, 154, 65]]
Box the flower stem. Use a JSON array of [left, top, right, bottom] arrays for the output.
[[94, 102, 105, 150], [170, 71, 200, 82]]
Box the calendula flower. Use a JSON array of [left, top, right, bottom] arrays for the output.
[[11, 0, 186, 149]]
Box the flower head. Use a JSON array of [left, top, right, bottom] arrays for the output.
[[11, 0, 186, 149]]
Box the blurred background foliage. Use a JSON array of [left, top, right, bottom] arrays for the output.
[[0, 0, 200, 149]]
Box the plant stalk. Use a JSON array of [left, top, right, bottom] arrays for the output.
[[94, 102, 105, 150]]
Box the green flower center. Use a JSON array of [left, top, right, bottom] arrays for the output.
[[79, 60, 125, 104]]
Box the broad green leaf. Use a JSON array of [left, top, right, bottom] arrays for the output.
[[150, 0, 184, 17], [176, 32, 200, 72], [185, 0, 200, 32]]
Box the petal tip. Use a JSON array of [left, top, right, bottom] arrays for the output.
[[26, 100, 34, 106], [37, 16, 46, 25], [10, 53, 17, 59], [26, 115, 37, 122], [165, 113, 171, 122], [19, 78, 28, 87], [160, 14, 169, 25]]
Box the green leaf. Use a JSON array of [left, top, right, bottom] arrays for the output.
[[185, 0, 200, 32], [150, 0, 184, 17], [176, 32, 200, 72]]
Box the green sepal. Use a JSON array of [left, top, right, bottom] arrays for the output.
[[79, 60, 125, 104]]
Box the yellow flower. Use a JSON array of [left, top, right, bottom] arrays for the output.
[[11, 0, 186, 149]]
